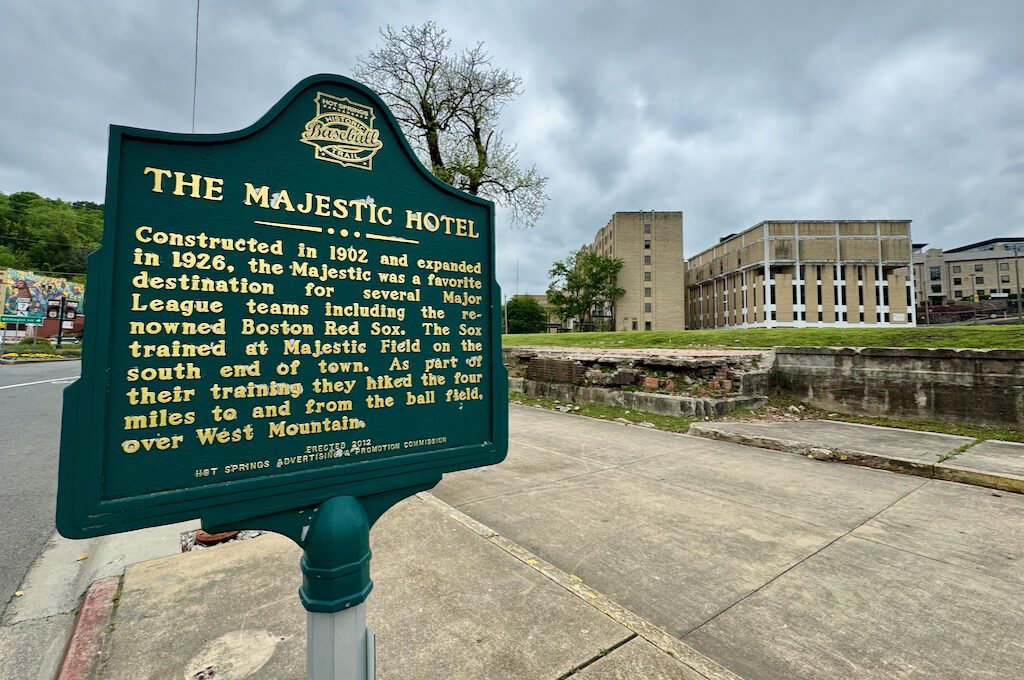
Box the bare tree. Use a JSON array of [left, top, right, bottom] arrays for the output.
[[355, 22, 548, 228]]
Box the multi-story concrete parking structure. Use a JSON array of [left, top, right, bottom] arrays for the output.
[[590, 211, 685, 331], [686, 220, 915, 329], [912, 238, 1024, 305]]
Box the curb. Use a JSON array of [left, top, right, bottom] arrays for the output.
[[56, 576, 121, 680], [934, 464, 1024, 494], [687, 425, 1023, 495]]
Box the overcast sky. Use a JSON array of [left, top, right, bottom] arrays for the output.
[[2, 1, 1022, 294]]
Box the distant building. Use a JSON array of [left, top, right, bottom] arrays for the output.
[[911, 238, 1024, 305], [589, 211, 685, 331], [686, 220, 916, 328]]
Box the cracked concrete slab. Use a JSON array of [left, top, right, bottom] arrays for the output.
[[98, 497, 633, 680], [853, 480, 1024, 584], [459, 468, 842, 637], [505, 406, 691, 466], [622, 435, 923, 531], [692, 419, 971, 463], [684, 535, 1024, 680], [432, 436, 608, 506]]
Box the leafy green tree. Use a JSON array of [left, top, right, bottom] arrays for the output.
[[546, 249, 625, 331], [355, 22, 548, 228], [0, 191, 102, 278], [504, 295, 548, 334]]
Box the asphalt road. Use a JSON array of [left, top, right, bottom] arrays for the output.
[[0, 361, 81, 618]]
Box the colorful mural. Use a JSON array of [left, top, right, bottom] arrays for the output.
[[2, 269, 85, 325]]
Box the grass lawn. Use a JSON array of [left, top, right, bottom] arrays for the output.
[[503, 325, 1024, 350]]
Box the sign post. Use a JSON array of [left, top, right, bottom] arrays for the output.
[[56, 74, 508, 678]]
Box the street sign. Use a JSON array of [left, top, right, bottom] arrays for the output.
[[1, 314, 44, 324], [56, 74, 508, 545]]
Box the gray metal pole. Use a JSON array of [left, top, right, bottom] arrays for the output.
[[307, 604, 375, 680], [56, 297, 66, 348], [1014, 246, 1022, 324]]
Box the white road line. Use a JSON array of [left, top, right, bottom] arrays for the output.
[[0, 376, 80, 391]]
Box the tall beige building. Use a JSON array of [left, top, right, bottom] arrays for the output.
[[590, 211, 685, 331], [687, 220, 916, 328], [912, 238, 1024, 306]]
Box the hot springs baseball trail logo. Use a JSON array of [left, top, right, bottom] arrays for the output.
[[300, 92, 383, 170]]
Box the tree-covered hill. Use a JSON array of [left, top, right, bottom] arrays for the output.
[[0, 191, 102, 283]]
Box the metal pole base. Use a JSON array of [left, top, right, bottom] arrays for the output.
[[307, 604, 375, 680]]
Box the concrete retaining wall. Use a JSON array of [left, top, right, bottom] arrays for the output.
[[773, 347, 1024, 429], [509, 377, 765, 419]]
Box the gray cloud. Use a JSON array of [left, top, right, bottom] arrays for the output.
[[2, 0, 1021, 296]]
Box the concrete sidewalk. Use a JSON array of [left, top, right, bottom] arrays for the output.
[[432, 406, 1024, 679], [689, 419, 1024, 493], [88, 494, 730, 680], [63, 406, 1024, 679]]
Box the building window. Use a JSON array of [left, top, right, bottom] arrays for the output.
[[954, 290, 962, 298], [631, 320, 638, 331], [953, 277, 962, 285], [952, 265, 961, 273], [644, 321, 652, 331], [1002, 275, 1011, 283], [975, 264, 984, 272], [930, 284, 941, 293], [644, 255, 651, 265], [644, 240, 651, 249], [644, 272, 651, 281], [644, 303, 652, 313], [1003, 288, 1011, 294], [644, 224, 651, 234], [976, 276, 985, 284], [929, 266, 941, 281], [1000, 262, 1009, 270], [644, 287, 652, 297]]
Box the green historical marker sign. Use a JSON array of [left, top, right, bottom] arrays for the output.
[[56, 74, 508, 576]]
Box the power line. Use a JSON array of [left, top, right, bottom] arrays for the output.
[[192, 0, 201, 133], [0, 235, 98, 249]]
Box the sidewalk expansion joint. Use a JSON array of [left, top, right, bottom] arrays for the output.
[[417, 492, 743, 680], [555, 633, 637, 680], [937, 439, 981, 463], [680, 478, 929, 639]]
